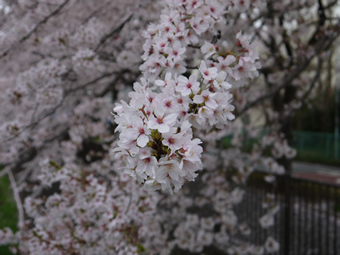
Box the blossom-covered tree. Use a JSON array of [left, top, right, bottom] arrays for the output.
[[0, 0, 339, 254]]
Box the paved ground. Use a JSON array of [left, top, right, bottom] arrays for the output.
[[292, 161, 340, 185]]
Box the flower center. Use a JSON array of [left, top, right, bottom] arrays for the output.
[[138, 127, 145, 135]]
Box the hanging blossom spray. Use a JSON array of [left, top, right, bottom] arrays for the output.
[[112, 0, 261, 194]]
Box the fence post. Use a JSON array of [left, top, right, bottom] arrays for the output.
[[284, 171, 291, 255], [335, 86, 339, 159], [326, 134, 331, 158]]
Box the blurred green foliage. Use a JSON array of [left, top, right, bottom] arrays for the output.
[[0, 175, 18, 255]]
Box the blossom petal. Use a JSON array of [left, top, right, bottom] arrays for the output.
[[137, 134, 149, 147]]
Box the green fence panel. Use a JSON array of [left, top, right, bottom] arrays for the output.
[[293, 131, 340, 160]]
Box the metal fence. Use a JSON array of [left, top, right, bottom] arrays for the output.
[[236, 172, 340, 255]]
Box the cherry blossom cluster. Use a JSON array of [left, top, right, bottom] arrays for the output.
[[0, 0, 161, 165], [135, 146, 281, 254], [4, 0, 337, 254], [3, 159, 159, 255], [113, 0, 261, 194]]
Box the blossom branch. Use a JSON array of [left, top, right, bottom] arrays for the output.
[[237, 32, 340, 117], [0, 0, 70, 59]]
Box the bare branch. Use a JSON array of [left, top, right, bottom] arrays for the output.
[[81, 1, 110, 25], [188, 44, 201, 49], [94, 14, 133, 52], [7, 167, 24, 228], [66, 71, 117, 94]]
